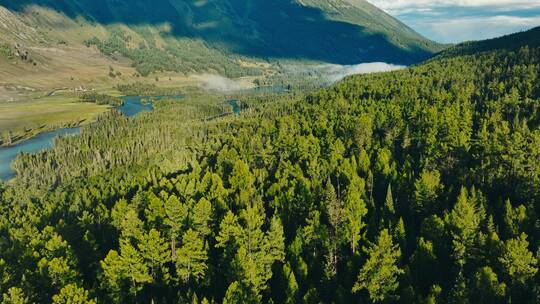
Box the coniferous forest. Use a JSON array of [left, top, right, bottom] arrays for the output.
[[1, 29, 540, 303]]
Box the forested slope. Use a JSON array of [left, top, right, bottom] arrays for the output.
[[1, 29, 540, 303], [435, 26, 540, 59]]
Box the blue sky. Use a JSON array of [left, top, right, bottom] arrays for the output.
[[367, 0, 540, 43]]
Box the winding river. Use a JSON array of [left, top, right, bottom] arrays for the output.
[[0, 96, 162, 181]]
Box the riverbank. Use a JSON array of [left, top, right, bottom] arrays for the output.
[[0, 92, 192, 148], [0, 93, 111, 146], [0, 127, 81, 181], [0, 117, 106, 148], [0, 95, 173, 181]]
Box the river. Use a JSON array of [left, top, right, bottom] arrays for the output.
[[0, 95, 173, 181]]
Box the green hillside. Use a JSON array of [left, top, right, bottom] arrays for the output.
[[434, 26, 540, 59], [0, 0, 442, 78], [0, 27, 539, 303]]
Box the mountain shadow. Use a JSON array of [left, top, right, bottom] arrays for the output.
[[0, 0, 441, 64]]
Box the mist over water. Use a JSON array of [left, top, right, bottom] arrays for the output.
[[318, 62, 406, 82], [193, 74, 247, 92], [193, 62, 405, 92]]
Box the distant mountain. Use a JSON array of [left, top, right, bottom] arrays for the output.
[[434, 26, 540, 59], [0, 0, 442, 77]]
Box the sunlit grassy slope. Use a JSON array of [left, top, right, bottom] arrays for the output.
[[0, 0, 443, 77], [0, 92, 110, 143]]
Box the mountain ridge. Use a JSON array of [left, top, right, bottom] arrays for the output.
[[0, 0, 442, 70], [434, 26, 540, 59]]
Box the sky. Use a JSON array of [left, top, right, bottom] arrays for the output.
[[367, 0, 540, 43]]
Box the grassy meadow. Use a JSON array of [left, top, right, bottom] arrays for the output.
[[0, 93, 110, 145]]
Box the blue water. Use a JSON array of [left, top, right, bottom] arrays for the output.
[[0, 127, 81, 180], [227, 100, 241, 114], [0, 95, 175, 181], [117, 96, 154, 117]]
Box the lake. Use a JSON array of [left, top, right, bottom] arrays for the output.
[[0, 95, 171, 181]]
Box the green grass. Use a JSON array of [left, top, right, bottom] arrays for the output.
[[0, 93, 110, 145]]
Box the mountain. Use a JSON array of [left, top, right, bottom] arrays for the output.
[[0, 27, 539, 303], [0, 0, 443, 86], [434, 26, 540, 59]]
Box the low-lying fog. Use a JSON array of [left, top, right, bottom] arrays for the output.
[[193, 74, 248, 92], [319, 62, 405, 82], [193, 62, 405, 92]]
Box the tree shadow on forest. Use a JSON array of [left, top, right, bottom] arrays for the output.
[[1, 0, 434, 64]]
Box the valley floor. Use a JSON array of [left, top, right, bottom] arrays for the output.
[[0, 93, 110, 146]]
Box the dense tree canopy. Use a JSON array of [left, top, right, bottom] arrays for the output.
[[1, 34, 540, 303]]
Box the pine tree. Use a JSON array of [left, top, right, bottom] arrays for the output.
[[52, 284, 96, 304], [383, 183, 396, 227], [144, 192, 165, 226], [100, 250, 124, 298], [229, 160, 255, 208], [217, 206, 284, 296], [447, 187, 481, 270], [353, 229, 404, 302], [222, 281, 258, 304], [216, 211, 241, 249], [192, 198, 213, 239], [191, 293, 199, 304], [164, 194, 188, 258], [344, 176, 367, 254], [385, 184, 395, 216], [111, 199, 143, 240], [324, 180, 343, 279], [201, 172, 228, 211], [499, 233, 538, 285], [1, 287, 28, 304], [358, 148, 371, 174], [425, 285, 442, 304], [502, 199, 526, 238], [101, 240, 152, 300], [281, 263, 299, 304], [472, 266, 506, 303], [413, 170, 442, 215], [236, 205, 271, 294], [302, 210, 325, 254], [120, 240, 152, 297], [264, 215, 285, 266], [393, 217, 406, 251], [176, 229, 208, 283], [120, 209, 144, 240], [138, 229, 170, 281], [0, 259, 10, 293]]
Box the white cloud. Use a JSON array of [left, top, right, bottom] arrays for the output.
[[411, 15, 540, 42], [366, 0, 540, 42], [368, 0, 540, 13]]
